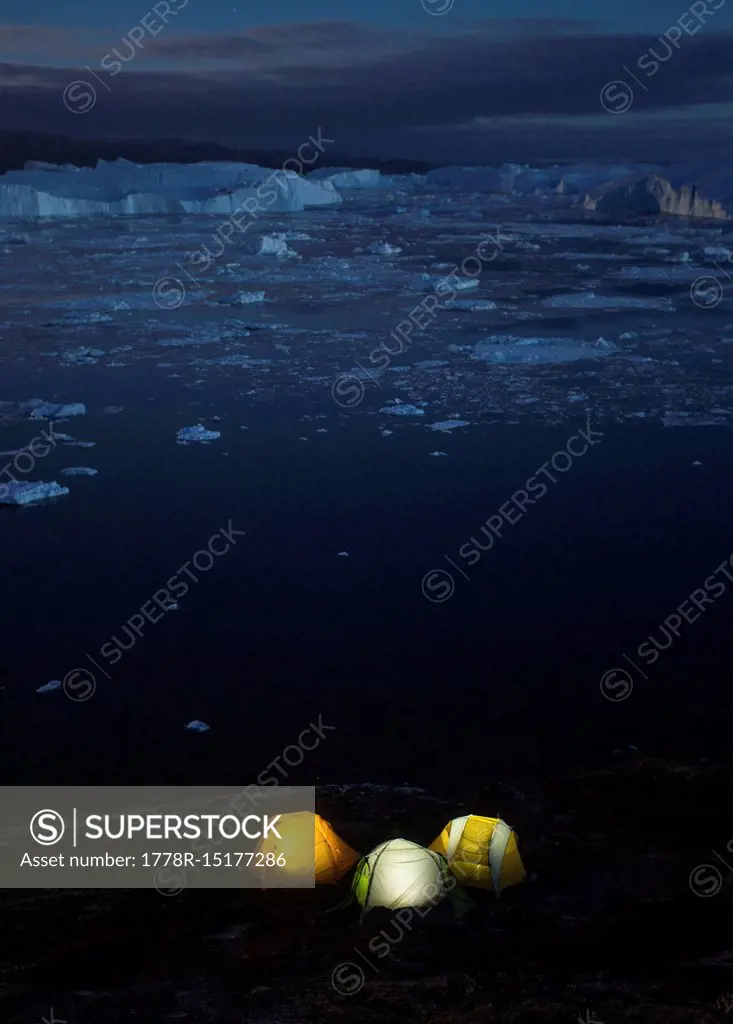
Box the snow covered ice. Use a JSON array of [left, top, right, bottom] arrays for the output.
[[177, 425, 221, 444], [0, 481, 70, 505]]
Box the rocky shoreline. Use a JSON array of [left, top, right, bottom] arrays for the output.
[[3, 754, 733, 1023]]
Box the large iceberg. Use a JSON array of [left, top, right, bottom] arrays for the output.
[[581, 167, 733, 220], [424, 163, 660, 196], [0, 160, 342, 219]]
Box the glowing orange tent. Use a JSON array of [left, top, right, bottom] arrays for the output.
[[256, 811, 359, 884]]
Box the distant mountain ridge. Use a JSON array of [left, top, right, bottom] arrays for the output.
[[0, 130, 434, 175]]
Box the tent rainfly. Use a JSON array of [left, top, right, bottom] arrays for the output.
[[255, 811, 359, 884], [430, 815, 525, 894], [352, 838, 455, 913]]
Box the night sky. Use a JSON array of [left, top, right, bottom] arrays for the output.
[[1, 0, 732, 160]]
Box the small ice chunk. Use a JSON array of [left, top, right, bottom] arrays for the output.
[[429, 451, 448, 456], [60, 467, 98, 477], [222, 290, 266, 305], [176, 425, 221, 444], [692, 460, 702, 466], [367, 242, 402, 255], [337, 551, 349, 557], [185, 720, 210, 732], [428, 420, 470, 432], [63, 440, 95, 448], [104, 406, 124, 414], [0, 481, 69, 505], [37, 679, 62, 693], [26, 401, 86, 420], [379, 403, 425, 416]]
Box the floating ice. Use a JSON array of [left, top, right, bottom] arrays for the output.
[[184, 720, 210, 732], [542, 292, 675, 311], [222, 290, 267, 305], [37, 680, 62, 693], [60, 467, 98, 476], [63, 440, 95, 448], [176, 425, 221, 444], [24, 400, 86, 420], [258, 234, 297, 257], [662, 411, 729, 427], [449, 299, 498, 310], [60, 347, 104, 365], [0, 480, 69, 505], [472, 335, 619, 365], [337, 551, 349, 557], [367, 242, 402, 255], [428, 420, 470, 432], [379, 403, 425, 416], [104, 406, 124, 414], [0, 162, 342, 219], [429, 451, 449, 456]]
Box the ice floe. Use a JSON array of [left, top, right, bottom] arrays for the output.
[[472, 335, 619, 365], [428, 420, 471, 432], [176, 425, 221, 444], [542, 293, 676, 311], [184, 720, 211, 732], [37, 680, 62, 693], [379, 402, 426, 416], [23, 400, 86, 420], [0, 481, 69, 505], [60, 467, 98, 476]]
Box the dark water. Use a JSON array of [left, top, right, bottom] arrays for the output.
[[3, 362, 733, 788]]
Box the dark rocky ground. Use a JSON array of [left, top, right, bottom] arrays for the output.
[[4, 753, 733, 1024]]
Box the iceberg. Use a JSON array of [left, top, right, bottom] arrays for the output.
[[258, 234, 297, 257], [580, 166, 733, 220], [309, 167, 385, 189], [0, 161, 342, 219], [185, 720, 211, 732], [176, 425, 221, 444], [0, 481, 70, 505]]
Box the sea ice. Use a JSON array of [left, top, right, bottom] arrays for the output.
[[542, 292, 675, 311], [176, 425, 221, 444], [221, 290, 267, 305], [472, 335, 619, 365], [0, 481, 69, 505], [428, 420, 471, 431], [24, 400, 86, 420], [37, 680, 62, 693], [379, 403, 425, 416], [184, 720, 210, 732]]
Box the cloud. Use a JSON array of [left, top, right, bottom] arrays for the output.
[[1, 18, 732, 159]]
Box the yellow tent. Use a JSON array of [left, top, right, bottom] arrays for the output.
[[256, 811, 359, 884], [430, 815, 525, 895]]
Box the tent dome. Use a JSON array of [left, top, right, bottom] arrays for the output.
[[430, 815, 525, 894], [256, 811, 359, 885], [353, 838, 452, 912]]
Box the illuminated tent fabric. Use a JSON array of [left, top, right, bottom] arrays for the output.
[[256, 811, 359, 884], [429, 815, 525, 894], [352, 838, 453, 912]]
